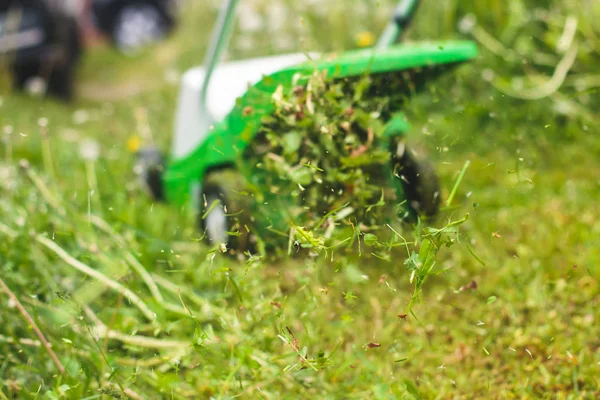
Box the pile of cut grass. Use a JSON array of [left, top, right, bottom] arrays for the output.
[[239, 71, 431, 253]]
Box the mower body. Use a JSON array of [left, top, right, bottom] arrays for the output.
[[163, 40, 478, 207], [135, 0, 479, 246]]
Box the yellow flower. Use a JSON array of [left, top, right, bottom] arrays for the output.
[[127, 136, 141, 153], [356, 31, 375, 47]]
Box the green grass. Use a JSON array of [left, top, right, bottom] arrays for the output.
[[0, 0, 599, 398]]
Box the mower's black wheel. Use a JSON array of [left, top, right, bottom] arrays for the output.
[[394, 142, 441, 218], [200, 169, 253, 254], [134, 147, 165, 201]]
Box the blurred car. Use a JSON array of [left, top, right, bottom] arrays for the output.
[[91, 0, 177, 52], [0, 0, 83, 101]]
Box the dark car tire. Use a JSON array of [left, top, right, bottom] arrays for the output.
[[134, 147, 166, 201], [110, 1, 169, 53]]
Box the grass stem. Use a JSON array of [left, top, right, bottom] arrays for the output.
[[0, 277, 65, 374], [446, 160, 470, 208]]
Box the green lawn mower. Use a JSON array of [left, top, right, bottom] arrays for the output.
[[136, 0, 478, 251]]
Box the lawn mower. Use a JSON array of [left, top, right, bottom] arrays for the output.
[[136, 0, 478, 249]]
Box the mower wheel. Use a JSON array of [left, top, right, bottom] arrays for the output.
[[134, 147, 165, 201], [200, 169, 253, 253], [394, 142, 441, 218]]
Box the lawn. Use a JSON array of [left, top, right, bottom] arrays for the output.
[[0, 0, 599, 398]]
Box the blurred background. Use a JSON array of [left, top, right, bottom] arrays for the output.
[[1, 0, 595, 107], [1, 0, 596, 107], [2, 0, 595, 132], [0, 0, 179, 100]]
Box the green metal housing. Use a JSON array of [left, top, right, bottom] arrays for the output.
[[163, 40, 478, 207]]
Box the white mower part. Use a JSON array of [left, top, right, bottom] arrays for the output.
[[171, 52, 317, 159], [204, 198, 229, 245]]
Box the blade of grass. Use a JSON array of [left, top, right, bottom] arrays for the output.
[[446, 160, 470, 208], [0, 222, 157, 322], [0, 277, 65, 374]]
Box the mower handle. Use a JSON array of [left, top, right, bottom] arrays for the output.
[[376, 0, 420, 49], [199, 0, 240, 117]]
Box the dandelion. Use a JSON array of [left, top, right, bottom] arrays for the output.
[[458, 14, 476, 34], [127, 136, 142, 153], [79, 139, 100, 162], [73, 109, 90, 125], [26, 77, 46, 97], [356, 31, 376, 48]]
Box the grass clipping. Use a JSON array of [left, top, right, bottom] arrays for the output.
[[242, 71, 413, 253]]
